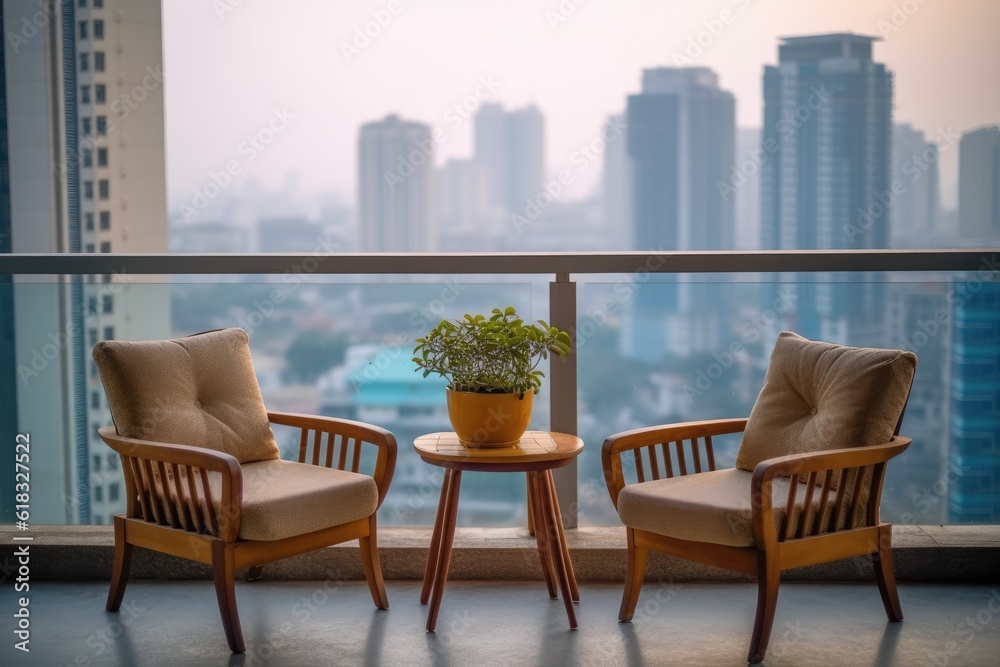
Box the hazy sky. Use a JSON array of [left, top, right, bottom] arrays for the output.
[[163, 0, 1000, 209]]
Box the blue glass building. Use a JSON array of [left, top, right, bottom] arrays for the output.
[[949, 279, 1000, 522]]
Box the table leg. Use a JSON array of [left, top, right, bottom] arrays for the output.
[[420, 470, 452, 605], [546, 470, 580, 602], [527, 472, 557, 599], [426, 469, 462, 632], [540, 469, 578, 629], [527, 485, 535, 537]]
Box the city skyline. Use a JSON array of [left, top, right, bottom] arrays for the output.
[[163, 1, 1000, 210]]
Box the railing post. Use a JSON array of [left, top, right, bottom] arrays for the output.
[[549, 272, 578, 529]]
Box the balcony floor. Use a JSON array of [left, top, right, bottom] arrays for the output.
[[3, 580, 998, 666]]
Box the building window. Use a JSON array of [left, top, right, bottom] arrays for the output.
[[93, 454, 102, 471], [94, 0, 103, 7], [79, 0, 87, 7], [85, 212, 94, 231], [82, 148, 92, 167], [96, 116, 107, 135], [80, 53, 89, 72], [85, 243, 95, 253], [109, 483, 120, 501], [95, 84, 106, 104], [81, 85, 91, 104], [88, 329, 98, 347], [79, 21, 88, 40], [82, 117, 92, 135], [90, 363, 98, 379], [84, 181, 93, 200], [91, 391, 100, 410], [106, 453, 116, 470], [98, 180, 109, 199], [102, 294, 113, 314], [94, 515, 103, 525], [94, 52, 105, 72], [99, 211, 110, 230], [98, 147, 108, 167], [103, 326, 114, 341], [88, 296, 98, 314], [100, 241, 111, 254], [93, 19, 104, 39]]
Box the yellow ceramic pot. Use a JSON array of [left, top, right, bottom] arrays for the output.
[[445, 388, 534, 448]]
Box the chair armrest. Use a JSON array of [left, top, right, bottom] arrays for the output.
[[601, 418, 748, 508], [267, 411, 397, 509], [750, 437, 911, 546], [97, 426, 243, 541]]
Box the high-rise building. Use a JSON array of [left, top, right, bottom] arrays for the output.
[[435, 158, 491, 250], [621, 67, 735, 361], [473, 103, 545, 221], [734, 127, 762, 250], [948, 280, 1000, 522], [358, 115, 434, 252], [957, 125, 1000, 242], [2, 0, 170, 523], [892, 123, 940, 246], [888, 281, 950, 523], [628, 67, 735, 252], [761, 33, 893, 344], [602, 113, 632, 249]]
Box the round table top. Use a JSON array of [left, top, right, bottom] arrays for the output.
[[413, 431, 584, 471]]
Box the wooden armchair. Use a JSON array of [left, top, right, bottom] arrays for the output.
[[602, 332, 916, 663], [93, 328, 397, 653]]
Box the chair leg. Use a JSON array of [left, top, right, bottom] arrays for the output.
[[873, 523, 903, 622], [211, 541, 245, 654], [748, 553, 780, 664], [618, 528, 649, 622], [360, 514, 390, 610], [106, 515, 133, 612]]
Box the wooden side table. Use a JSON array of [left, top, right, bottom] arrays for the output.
[[414, 431, 584, 632]]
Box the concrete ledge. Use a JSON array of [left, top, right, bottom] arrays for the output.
[[2, 524, 998, 583]]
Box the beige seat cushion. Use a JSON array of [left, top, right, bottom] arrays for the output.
[[735, 331, 916, 476], [208, 459, 378, 541], [617, 468, 848, 547], [93, 328, 279, 463]]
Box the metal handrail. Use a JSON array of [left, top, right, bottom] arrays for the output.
[[0, 249, 996, 275]]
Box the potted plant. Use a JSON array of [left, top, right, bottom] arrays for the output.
[[413, 307, 572, 447]]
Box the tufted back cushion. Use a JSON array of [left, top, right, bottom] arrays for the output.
[[93, 328, 279, 464], [735, 331, 916, 479]]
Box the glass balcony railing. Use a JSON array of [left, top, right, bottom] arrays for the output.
[[1, 250, 997, 528]]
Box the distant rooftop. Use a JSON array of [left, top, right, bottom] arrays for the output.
[[641, 66, 721, 94], [778, 33, 881, 64]]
